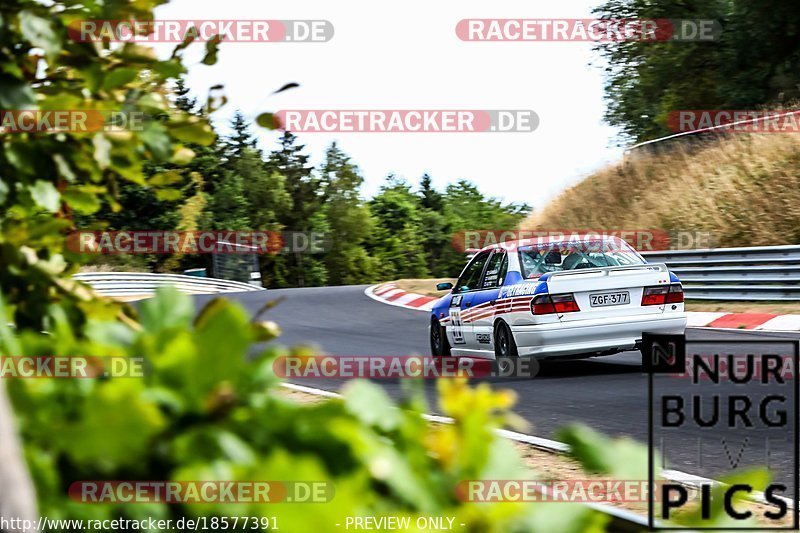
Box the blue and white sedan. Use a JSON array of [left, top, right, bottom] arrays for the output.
[[429, 236, 687, 359]]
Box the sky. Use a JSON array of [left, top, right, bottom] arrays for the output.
[[154, 0, 624, 209]]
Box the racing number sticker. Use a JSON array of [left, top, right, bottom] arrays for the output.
[[450, 309, 465, 344]]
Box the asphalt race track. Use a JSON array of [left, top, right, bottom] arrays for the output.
[[192, 285, 800, 487]]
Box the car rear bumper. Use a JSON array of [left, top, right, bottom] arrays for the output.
[[510, 313, 687, 358]]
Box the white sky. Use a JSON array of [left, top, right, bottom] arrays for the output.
[[154, 0, 624, 208]]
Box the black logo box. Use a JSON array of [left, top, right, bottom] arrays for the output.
[[644, 336, 799, 531]]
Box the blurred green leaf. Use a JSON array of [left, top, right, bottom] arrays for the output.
[[28, 180, 60, 212], [168, 120, 215, 146], [256, 112, 281, 130], [19, 10, 60, 57], [92, 134, 111, 168], [557, 424, 651, 481], [343, 380, 401, 431], [202, 34, 222, 65], [0, 179, 9, 204], [171, 30, 196, 58], [102, 68, 138, 91], [139, 286, 194, 332], [59, 380, 167, 470], [0, 75, 35, 109], [149, 170, 183, 187], [62, 187, 102, 214], [273, 82, 300, 94]]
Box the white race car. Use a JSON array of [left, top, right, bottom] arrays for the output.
[[429, 235, 686, 360]]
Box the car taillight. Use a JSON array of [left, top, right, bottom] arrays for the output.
[[642, 284, 683, 306], [666, 283, 684, 303], [531, 294, 580, 315]]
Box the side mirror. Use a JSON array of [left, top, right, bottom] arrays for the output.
[[436, 282, 454, 291]]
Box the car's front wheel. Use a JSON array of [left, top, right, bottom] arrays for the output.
[[430, 319, 451, 356], [494, 321, 519, 358]]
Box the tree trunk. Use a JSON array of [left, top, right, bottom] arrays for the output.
[[0, 382, 37, 533]]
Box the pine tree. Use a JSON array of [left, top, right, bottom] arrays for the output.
[[265, 132, 321, 286], [224, 111, 259, 161], [419, 173, 443, 212], [173, 78, 197, 113], [266, 131, 320, 230], [320, 143, 376, 284]]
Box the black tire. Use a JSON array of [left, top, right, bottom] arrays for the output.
[[430, 319, 451, 357], [494, 321, 519, 358]]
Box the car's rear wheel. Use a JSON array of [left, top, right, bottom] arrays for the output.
[[430, 319, 451, 356], [494, 321, 518, 358]]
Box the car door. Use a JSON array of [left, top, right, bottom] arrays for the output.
[[448, 250, 491, 350], [469, 250, 508, 354]]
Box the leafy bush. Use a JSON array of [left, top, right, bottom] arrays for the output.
[[0, 1, 771, 531], [4, 288, 610, 532]]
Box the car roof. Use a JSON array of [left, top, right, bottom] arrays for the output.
[[479, 234, 627, 252]]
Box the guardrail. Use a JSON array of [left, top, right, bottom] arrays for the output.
[[468, 245, 800, 301], [73, 272, 265, 297], [642, 245, 800, 300], [625, 109, 800, 154]]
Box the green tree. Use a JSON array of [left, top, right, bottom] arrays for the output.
[[437, 180, 530, 277], [419, 173, 444, 212], [266, 132, 321, 286], [266, 131, 320, 230], [223, 110, 259, 161], [369, 176, 430, 279], [174, 77, 198, 113], [416, 174, 450, 274], [319, 143, 377, 285], [239, 148, 293, 289], [719, 0, 800, 106], [594, 0, 800, 142]]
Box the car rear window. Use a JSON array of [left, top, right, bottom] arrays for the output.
[[518, 240, 645, 279]]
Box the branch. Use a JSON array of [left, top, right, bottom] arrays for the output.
[[0, 382, 37, 533]]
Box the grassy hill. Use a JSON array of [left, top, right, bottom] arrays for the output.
[[522, 134, 800, 248]]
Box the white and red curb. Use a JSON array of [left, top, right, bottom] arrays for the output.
[[686, 311, 800, 331], [365, 283, 438, 311], [367, 284, 800, 332]]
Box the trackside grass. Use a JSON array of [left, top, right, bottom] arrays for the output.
[[521, 134, 800, 248]]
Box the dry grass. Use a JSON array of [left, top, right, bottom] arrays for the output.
[[522, 134, 800, 248], [391, 278, 456, 298]]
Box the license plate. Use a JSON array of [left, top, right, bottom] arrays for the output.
[[589, 291, 630, 307]]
